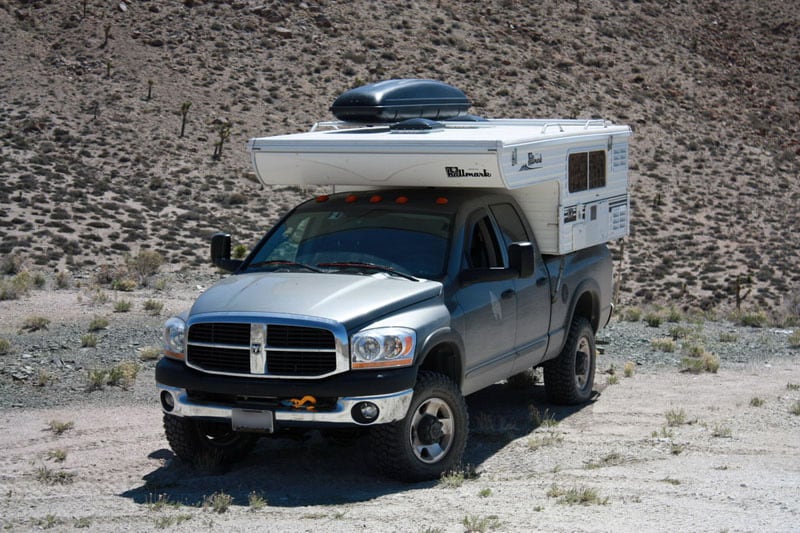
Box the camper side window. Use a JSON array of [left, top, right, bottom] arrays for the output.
[[568, 150, 606, 193]]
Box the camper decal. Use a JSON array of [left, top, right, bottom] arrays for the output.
[[519, 152, 543, 171], [445, 167, 493, 178]]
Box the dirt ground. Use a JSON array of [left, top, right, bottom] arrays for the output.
[[1, 357, 798, 532]]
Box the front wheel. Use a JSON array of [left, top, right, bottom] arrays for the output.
[[369, 371, 468, 482], [163, 414, 258, 467], [544, 317, 596, 405]]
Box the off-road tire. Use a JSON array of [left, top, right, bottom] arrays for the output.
[[369, 371, 468, 482], [163, 414, 258, 466], [544, 317, 596, 405]]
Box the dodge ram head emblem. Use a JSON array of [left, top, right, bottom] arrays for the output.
[[250, 324, 267, 374]]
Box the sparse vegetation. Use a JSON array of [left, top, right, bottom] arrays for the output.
[[644, 312, 662, 328], [248, 491, 267, 510], [651, 337, 676, 352], [547, 485, 608, 505], [86, 362, 140, 390], [462, 514, 502, 532], [127, 250, 164, 286], [205, 491, 233, 514], [47, 420, 74, 435], [749, 396, 765, 407], [527, 431, 564, 450], [736, 310, 768, 328], [789, 330, 800, 348], [439, 465, 478, 488], [88, 316, 109, 332], [114, 299, 132, 313], [35, 465, 75, 485], [139, 346, 161, 361], [787, 382, 800, 391], [790, 402, 800, 416], [144, 299, 164, 315], [623, 361, 635, 377], [622, 307, 642, 322], [0, 337, 11, 355], [81, 333, 98, 347], [711, 424, 732, 438], [606, 374, 619, 385], [665, 408, 687, 427], [46, 449, 67, 462], [20, 315, 50, 332]]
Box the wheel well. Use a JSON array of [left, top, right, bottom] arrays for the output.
[[418, 343, 462, 388], [573, 291, 599, 332]]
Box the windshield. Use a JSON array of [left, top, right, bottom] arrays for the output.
[[245, 206, 453, 279]]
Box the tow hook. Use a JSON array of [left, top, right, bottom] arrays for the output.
[[281, 395, 317, 410]]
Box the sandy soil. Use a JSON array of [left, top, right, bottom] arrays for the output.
[[1, 359, 798, 532]]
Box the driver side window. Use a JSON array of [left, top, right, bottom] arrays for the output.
[[466, 214, 503, 269]]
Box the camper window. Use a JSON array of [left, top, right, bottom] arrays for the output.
[[568, 150, 606, 193]]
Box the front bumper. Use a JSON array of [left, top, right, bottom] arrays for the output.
[[155, 357, 418, 428], [158, 384, 413, 427]]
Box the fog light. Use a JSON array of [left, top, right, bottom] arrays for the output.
[[160, 390, 175, 412], [352, 401, 379, 424]]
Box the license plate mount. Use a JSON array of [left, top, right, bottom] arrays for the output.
[[231, 409, 274, 433]]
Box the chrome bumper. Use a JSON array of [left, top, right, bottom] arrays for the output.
[[157, 384, 413, 427]]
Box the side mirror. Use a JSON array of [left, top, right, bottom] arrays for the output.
[[508, 242, 534, 278], [210, 232, 242, 272]]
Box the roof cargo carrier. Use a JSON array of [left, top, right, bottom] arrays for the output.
[[247, 79, 632, 255]]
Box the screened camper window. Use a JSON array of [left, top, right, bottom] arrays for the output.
[[568, 150, 606, 192]]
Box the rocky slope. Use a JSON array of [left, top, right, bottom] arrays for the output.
[[1, 0, 798, 315]]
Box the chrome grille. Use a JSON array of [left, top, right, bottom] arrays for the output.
[[186, 321, 338, 378]]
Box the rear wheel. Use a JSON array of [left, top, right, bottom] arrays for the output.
[[544, 317, 596, 404], [163, 414, 258, 466], [369, 371, 468, 482]]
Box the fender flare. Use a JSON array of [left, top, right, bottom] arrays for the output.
[[415, 327, 466, 388]]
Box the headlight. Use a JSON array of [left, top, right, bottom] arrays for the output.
[[163, 316, 186, 360], [351, 327, 415, 369]]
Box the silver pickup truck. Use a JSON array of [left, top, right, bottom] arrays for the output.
[[155, 187, 613, 481]]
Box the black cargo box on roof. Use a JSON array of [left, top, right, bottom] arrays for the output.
[[330, 79, 471, 123]]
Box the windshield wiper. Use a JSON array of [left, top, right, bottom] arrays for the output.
[[317, 262, 418, 281], [246, 260, 322, 273]]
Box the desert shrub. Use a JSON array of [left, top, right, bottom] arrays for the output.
[[80, 334, 98, 348], [111, 278, 137, 291], [681, 353, 719, 374], [126, 250, 164, 285], [644, 312, 662, 328], [0, 338, 11, 355], [0, 272, 35, 300], [205, 492, 233, 514], [88, 315, 109, 331], [651, 338, 676, 352], [622, 307, 642, 321], [54, 270, 72, 289], [143, 299, 164, 315], [623, 361, 635, 377], [20, 316, 50, 332], [0, 254, 24, 275], [735, 309, 768, 328], [789, 330, 800, 348], [114, 299, 132, 312], [138, 346, 161, 361], [232, 244, 248, 259]]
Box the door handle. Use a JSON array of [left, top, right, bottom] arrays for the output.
[[501, 289, 515, 300]]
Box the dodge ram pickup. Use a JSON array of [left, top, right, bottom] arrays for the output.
[[155, 186, 613, 481]]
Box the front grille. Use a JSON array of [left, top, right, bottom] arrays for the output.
[[186, 321, 338, 377]]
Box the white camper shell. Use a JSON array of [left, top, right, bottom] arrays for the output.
[[247, 81, 631, 255]]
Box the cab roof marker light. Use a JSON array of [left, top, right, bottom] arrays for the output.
[[395, 196, 409, 204], [316, 195, 330, 203], [435, 197, 449, 205], [369, 195, 383, 203], [345, 194, 358, 203]]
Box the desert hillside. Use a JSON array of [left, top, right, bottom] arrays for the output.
[[1, 0, 798, 316]]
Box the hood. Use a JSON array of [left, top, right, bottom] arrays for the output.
[[190, 272, 442, 328]]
